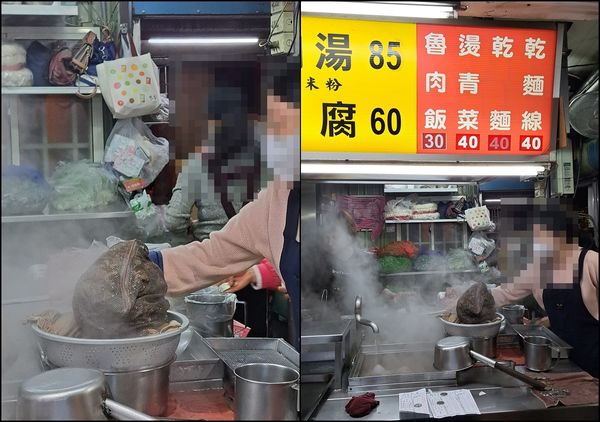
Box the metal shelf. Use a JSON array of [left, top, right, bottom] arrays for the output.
[[1, 2, 78, 16], [380, 269, 478, 277], [1, 86, 100, 95], [385, 219, 466, 224], [2, 209, 133, 224]]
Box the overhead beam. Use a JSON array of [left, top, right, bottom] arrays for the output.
[[459, 2, 599, 21]]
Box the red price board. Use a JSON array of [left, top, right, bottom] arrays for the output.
[[417, 24, 556, 155]]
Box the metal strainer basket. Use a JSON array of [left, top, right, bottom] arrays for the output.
[[31, 311, 189, 372]]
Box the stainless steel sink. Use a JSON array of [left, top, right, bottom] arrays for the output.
[[456, 366, 527, 388]]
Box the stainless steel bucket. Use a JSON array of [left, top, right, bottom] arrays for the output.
[[104, 360, 173, 416], [16, 367, 157, 420], [185, 293, 246, 337], [234, 363, 299, 420]]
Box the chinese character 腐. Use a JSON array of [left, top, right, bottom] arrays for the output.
[[424, 109, 447, 130], [326, 78, 342, 91], [492, 36, 514, 58], [321, 101, 357, 137], [424, 33, 447, 55], [523, 75, 544, 96], [524, 37, 546, 59], [426, 71, 446, 93], [521, 111, 542, 131], [457, 109, 479, 130], [316, 33, 352, 71], [459, 34, 481, 57], [306, 77, 319, 90], [458, 72, 480, 95], [490, 110, 511, 131]]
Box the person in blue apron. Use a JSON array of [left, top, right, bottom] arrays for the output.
[[491, 198, 598, 377], [148, 57, 301, 348]]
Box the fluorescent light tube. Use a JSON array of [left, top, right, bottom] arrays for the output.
[[148, 37, 259, 45], [301, 163, 546, 177], [301, 1, 456, 19], [484, 199, 502, 203]]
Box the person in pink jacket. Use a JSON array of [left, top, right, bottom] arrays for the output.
[[149, 58, 300, 347], [446, 199, 598, 377]]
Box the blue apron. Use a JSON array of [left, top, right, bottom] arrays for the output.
[[542, 249, 599, 377], [280, 184, 300, 350]]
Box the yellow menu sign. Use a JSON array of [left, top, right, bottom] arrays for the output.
[[301, 16, 418, 153]]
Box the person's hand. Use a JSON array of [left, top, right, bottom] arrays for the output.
[[276, 285, 289, 301], [533, 316, 550, 328], [219, 269, 255, 293]]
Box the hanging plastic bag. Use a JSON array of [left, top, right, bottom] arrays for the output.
[[96, 53, 161, 119], [465, 205, 494, 231], [103, 118, 169, 191], [468, 232, 496, 261], [129, 190, 167, 238]]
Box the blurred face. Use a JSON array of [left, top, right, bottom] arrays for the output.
[[266, 92, 299, 136], [260, 92, 300, 182]]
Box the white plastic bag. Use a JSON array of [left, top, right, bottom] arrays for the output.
[[96, 53, 160, 119], [104, 118, 169, 191]]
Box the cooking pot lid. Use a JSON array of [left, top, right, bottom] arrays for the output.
[[21, 368, 104, 395]]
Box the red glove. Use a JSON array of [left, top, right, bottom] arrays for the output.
[[345, 392, 380, 418]]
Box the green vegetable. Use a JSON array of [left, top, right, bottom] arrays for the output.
[[49, 161, 119, 211], [414, 254, 447, 271], [447, 249, 476, 271], [378, 256, 413, 273]]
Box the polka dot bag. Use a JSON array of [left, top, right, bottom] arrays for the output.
[[96, 53, 161, 119]]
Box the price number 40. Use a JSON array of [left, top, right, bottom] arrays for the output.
[[519, 136, 543, 151], [456, 134, 480, 150]]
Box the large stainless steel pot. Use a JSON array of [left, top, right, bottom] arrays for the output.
[[16, 368, 157, 420], [234, 363, 299, 420], [438, 312, 505, 337], [104, 359, 172, 416]]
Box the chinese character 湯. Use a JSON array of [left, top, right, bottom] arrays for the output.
[[321, 101, 357, 137], [326, 78, 342, 91], [490, 110, 511, 131], [306, 77, 319, 90], [492, 36, 514, 58], [459, 34, 481, 57], [458, 72, 480, 95], [316, 33, 352, 71], [426, 71, 446, 93], [425, 33, 447, 55], [457, 109, 479, 130], [525, 37, 546, 59], [523, 75, 544, 96], [424, 109, 447, 130], [521, 111, 542, 131]]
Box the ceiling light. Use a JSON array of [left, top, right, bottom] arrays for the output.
[[147, 37, 259, 45], [301, 163, 546, 177], [301, 1, 457, 19]]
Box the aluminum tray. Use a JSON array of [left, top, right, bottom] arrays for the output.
[[347, 342, 457, 393], [201, 337, 299, 400], [171, 330, 223, 383], [511, 324, 573, 359]]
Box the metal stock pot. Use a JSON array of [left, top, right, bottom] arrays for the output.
[[16, 367, 157, 420]]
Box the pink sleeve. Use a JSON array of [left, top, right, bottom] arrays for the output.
[[491, 284, 533, 307], [256, 259, 282, 290], [161, 184, 287, 296]]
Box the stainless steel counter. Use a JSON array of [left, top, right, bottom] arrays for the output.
[[310, 358, 599, 420]]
